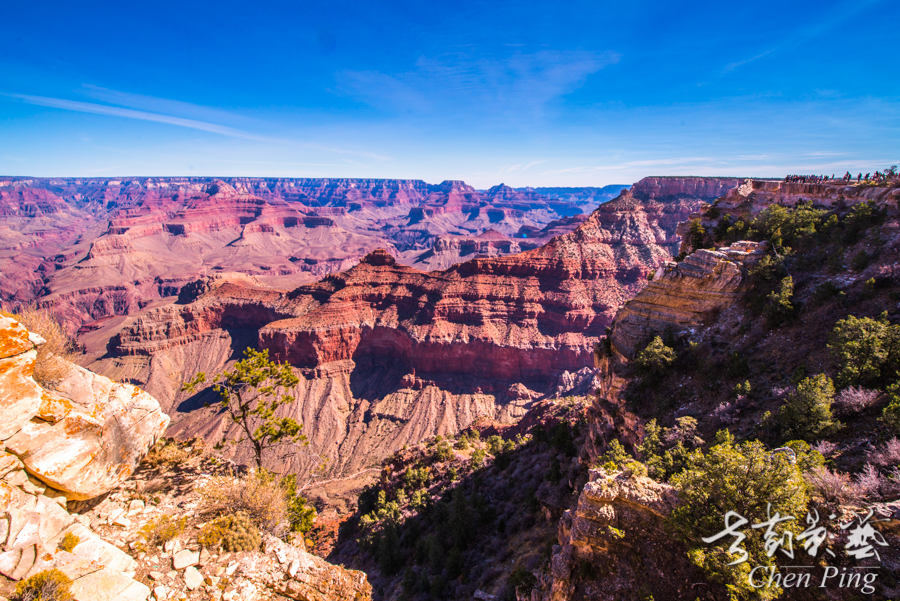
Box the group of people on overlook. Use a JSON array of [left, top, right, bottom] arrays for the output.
[[782, 168, 897, 184]]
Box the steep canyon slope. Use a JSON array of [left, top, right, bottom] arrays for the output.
[[87, 182, 717, 481]]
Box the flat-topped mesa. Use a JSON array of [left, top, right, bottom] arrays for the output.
[[608, 241, 768, 360], [631, 176, 744, 202]]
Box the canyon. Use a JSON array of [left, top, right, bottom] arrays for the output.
[[0, 176, 603, 334], [80, 178, 726, 484], [0, 175, 755, 487]]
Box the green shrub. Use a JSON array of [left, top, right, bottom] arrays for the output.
[[471, 448, 486, 467], [781, 440, 826, 473], [287, 495, 316, 534], [670, 432, 809, 601], [752, 202, 828, 249], [410, 488, 429, 509], [851, 249, 872, 271], [762, 276, 795, 326], [137, 515, 186, 551], [637, 418, 699, 481], [376, 521, 402, 574], [199, 512, 261, 552], [11, 569, 74, 601], [279, 474, 317, 534], [841, 200, 886, 243], [57, 532, 80, 553], [433, 439, 453, 462], [828, 312, 900, 387], [688, 218, 708, 251], [883, 383, 900, 434], [811, 281, 842, 304], [403, 466, 429, 490], [549, 422, 577, 457], [778, 374, 836, 441], [599, 439, 631, 470], [633, 336, 676, 379]]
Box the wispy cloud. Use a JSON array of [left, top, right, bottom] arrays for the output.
[[499, 160, 545, 174], [3, 92, 279, 142], [723, 49, 774, 73], [338, 49, 620, 118], [3, 90, 394, 161]]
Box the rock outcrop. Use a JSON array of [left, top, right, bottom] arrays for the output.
[[0, 316, 170, 500], [0, 317, 372, 600], [609, 241, 768, 360], [0, 316, 166, 599], [630, 176, 744, 202], [539, 469, 699, 601]]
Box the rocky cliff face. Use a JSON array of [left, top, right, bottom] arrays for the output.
[[87, 188, 701, 480], [538, 469, 700, 601], [630, 176, 743, 202], [0, 177, 592, 339], [609, 241, 767, 360], [0, 316, 169, 500], [0, 316, 371, 601]]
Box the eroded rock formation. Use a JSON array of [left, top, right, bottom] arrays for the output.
[[609, 241, 768, 360], [539, 469, 699, 601], [87, 187, 705, 479], [0, 316, 169, 500], [0, 317, 371, 600]]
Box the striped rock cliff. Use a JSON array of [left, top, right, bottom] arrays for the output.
[[608, 241, 768, 360], [90, 189, 702, 480]]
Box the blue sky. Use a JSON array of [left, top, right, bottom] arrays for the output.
[[1, 0, 898, 187]]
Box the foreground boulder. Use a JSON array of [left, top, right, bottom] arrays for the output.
[[0, 316, 169, 501]]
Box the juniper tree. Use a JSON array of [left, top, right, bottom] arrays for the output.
[[182, 348, 305, 468]]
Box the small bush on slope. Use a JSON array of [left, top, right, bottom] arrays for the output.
[[777, 374, 837, 441], [828, 312, 900, 387], [633, 336, 676, 381], [199, 469, 287, 535], [199, 512, 261, 552], [11, 569, 73, 601]]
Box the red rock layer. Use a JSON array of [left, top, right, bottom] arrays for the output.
[[111, 190, 703, 383], [631, 176, 743, 202]]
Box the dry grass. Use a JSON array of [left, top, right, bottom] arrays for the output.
[[198, 469, 287, 535], [142, 438, 198, 468], [806, 466, 861, 506], [136, 515, 187, 552], [0, 306, 77, 387]]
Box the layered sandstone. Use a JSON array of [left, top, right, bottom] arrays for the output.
[[0, 316, 169, 500], [630, 176, 743, 202], [609, 241, 768, 360], [0, 176, 594, 337], [94, 189, 702, 478], [0, 316, 164, 599]]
